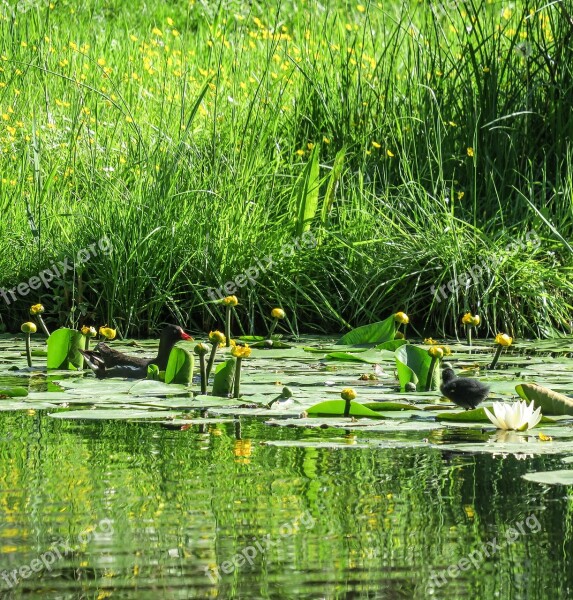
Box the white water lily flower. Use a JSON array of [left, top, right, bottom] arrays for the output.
[[484, 400, 542, 431]]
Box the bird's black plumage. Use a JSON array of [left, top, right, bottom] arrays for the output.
[[440, 367, 490, 410]]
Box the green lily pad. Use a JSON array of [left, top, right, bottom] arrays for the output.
[[212, 358, 236, 396], [47, 328, 86, 370], [307, 399, 386, 418], [395, 345, 440, 392], [0, 387, 28, 398], [515, 383, 573, 416], [522, 470, 573, 485]]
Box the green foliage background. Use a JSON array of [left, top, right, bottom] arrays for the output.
[[0, 0, 572, 337]]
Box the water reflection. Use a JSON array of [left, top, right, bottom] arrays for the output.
[[0, 412, 572, 599]]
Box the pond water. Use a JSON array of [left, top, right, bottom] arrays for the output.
[[1, 334, 573, 599]]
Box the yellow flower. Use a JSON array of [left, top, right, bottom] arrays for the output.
[[30, 304, 44, 315], [467, 147, 474, 157], [194, 343, 210, 356], [99, 326, 116, 340], [495, 333, 512, 347], [271, 308, 286, 319], [231, 344, 252, 358], [428, 346, 443, 359], [357, 4, 366, 12], [81, 325, 97, 337], [221, 295, 238, 307], [371, 141, 381, 149], [424, 338, 437, 345], [394, 312, 409, 325], [386, 149, 395, 157], [341, 388, 357, 401], [208, 330, 226, 345], [152, 27, 163, 37], [438, 345, 452, 356], [21, 322, 37, 334], [462, 312, 480, 327]]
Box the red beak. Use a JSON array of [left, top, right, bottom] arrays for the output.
[[180, 331, 193, 341]]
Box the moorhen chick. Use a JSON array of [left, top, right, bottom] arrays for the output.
[[80, 324, 192, 379], [440, 366, 490, 410]]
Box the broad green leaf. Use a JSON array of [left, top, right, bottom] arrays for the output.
[[515, 383, 573, 416], [47, 328, 86, 370], [164, 347, 194, 384], [212, 358, 236, 396], [0, 387, 28, 397], [364, 401, 416, 411], [326, 350, 382, 363], [307, 400, 386, 418], [522, 470, 573, 485], [375, 339, 408, 351], [338, 316, 396, 346], [395, 345, 440, 392], [295, 143, 320, 237]]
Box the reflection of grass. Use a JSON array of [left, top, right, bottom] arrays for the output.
[[0, 1, 572, 337]]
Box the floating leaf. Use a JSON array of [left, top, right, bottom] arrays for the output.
[[522, 470, 573, 485], [515, 383, 573, 416], [307, 400, 386, 418], [164, 347, 194, 385], [0, 387, 28, 398]]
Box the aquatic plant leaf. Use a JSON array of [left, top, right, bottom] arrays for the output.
[[363, 401, 416, 411], [326, 351, 382, 363], [295, 143, 320, 236], [375, 339, 408, 351], [338, 316, 396, 345], [438, 407, 555, 423], [515, 382, 573, 416], [522, 470, 573, 485], [47, 328, 86, 370], [0, 387, 28, 397], [212, 358, 236, 396], [395, 345, 440, 392], [164, 347, 194, 385], [49, 409, 180, 420], [307, 400, 386, 418]]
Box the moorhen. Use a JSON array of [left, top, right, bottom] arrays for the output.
[[440, 366, 490, 410], [80, 324, 192, 379]]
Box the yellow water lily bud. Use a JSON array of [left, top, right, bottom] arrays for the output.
[[394, 332, 405, 340], [495, 333, 513, 347], [271, 307, 286, 319], [394, 312, 409, 324], [21, 322, 37, 334], [222, 295, 238, 306], [30, 304, 44, 315], [231, 344, 252, 358], [99, 326, 116, 340], [81, 325, 97, 337], [194, 342, 210, 356], [208, 330, 226, 345], [462, 312, 480, 327], [428, 346, 444, 359], [439, 345, 452, 356], [341, 388, 357, 401], [424, 338, 437, 345]]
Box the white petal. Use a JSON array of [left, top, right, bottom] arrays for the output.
[[492, 402, 510, 430], [484, 406, 502, 429], [528, 403, 542, 429]]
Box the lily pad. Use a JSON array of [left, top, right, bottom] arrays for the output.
[[307, 400, 388, 419], [395, 345, 440, 392], [337, 316, 396, 345], [515, 383, 573, 416], [522, 470, 573, 485]]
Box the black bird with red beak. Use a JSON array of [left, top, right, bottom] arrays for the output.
[[80, 325, 192, 379]]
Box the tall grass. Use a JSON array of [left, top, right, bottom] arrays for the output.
[[0, 0, 572, 338]]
